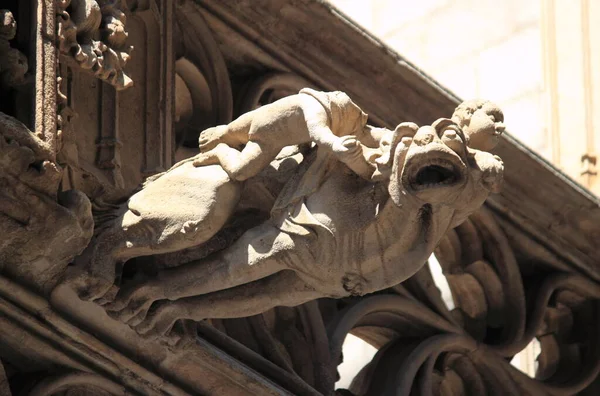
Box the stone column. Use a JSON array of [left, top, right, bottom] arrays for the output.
[[542, 0, 600, 194]]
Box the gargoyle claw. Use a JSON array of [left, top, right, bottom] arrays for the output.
[[62, 267, 114, 302], [133, 301, 181, 339], [104, 277, 163, 324]]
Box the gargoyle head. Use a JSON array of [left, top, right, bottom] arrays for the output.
[[383, 118, 503, 213]]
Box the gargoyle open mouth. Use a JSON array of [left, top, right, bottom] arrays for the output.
[[406, 158, 463, 191]]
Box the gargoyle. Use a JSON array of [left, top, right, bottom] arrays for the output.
[[66, 96, 504, 340]]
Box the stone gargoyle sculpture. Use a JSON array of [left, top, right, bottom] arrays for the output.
[[65, 94, 505, 339]]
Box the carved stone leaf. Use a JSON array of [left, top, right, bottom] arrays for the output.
[[56, 0, 133, 90]]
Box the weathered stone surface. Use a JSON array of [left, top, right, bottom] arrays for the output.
[[0, 112, 93, 291], [0, 1, 598, 395], [62, 95, 503, 344], [56, 0, 133, 90], [0, 10, 28, 88]]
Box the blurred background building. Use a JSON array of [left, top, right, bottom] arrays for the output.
[[328, 0, 598, 387], [329, 0, 600, 196]]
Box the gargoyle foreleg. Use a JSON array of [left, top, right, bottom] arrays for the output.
[[106, 222, 292, 323], [131, 270, 319, 339], [66, 205, 164, 301], [198, 112, 254, 152]]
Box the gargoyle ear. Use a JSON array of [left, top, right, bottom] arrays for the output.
[[376, 122, 418, 168], [432, 118, 469, 145], [389, 122, 418, 160], [431, 117, 454, 131], [394, 121, 419, 136]]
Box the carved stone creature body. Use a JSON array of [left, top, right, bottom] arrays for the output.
[[68, 162, 242, 300], [192, 88, 372, 181], [89, 116, 504, 339]]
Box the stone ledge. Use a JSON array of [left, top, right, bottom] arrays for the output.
[[0, 274, 303, 395]]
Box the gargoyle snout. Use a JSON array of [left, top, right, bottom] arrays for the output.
[[412, 126, 439, 147]]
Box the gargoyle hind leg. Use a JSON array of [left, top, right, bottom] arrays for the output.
[[65, 209, 132, 301], [193, 141, 278, 182], [132, 270, 320, 339], [106, 222, 293, 325]]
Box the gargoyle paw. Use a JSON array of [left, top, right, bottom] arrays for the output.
[[133, 301, 182, 340], [160, 320, 198, 351], [105, 277, 163, 324], [192, 152, 216, 167], [332, 136, 361, 161], [62, 267, 115, 302]]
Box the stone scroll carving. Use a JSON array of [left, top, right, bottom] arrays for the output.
[[64, 94, 505, 342], [326, 209, 600, 395], [56, 0, 133, 90], [0, 112, 93, 289]]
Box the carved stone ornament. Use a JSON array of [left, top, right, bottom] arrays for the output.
[[2, 1, 598, 394], [0, 112, 93, 289], [64, 94, 505, 345], [0, 10, 28, 88], [56, 0, 133, 90], [326, 208, 600, 395], [26, 372, 125, 395]]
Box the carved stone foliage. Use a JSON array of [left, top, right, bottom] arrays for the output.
[[0, 10, 28, 88], [55, 0, 174, 200], [56, 0, 133, 90], [325, 208, 600, 395], [0, 112, 93, 291]]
